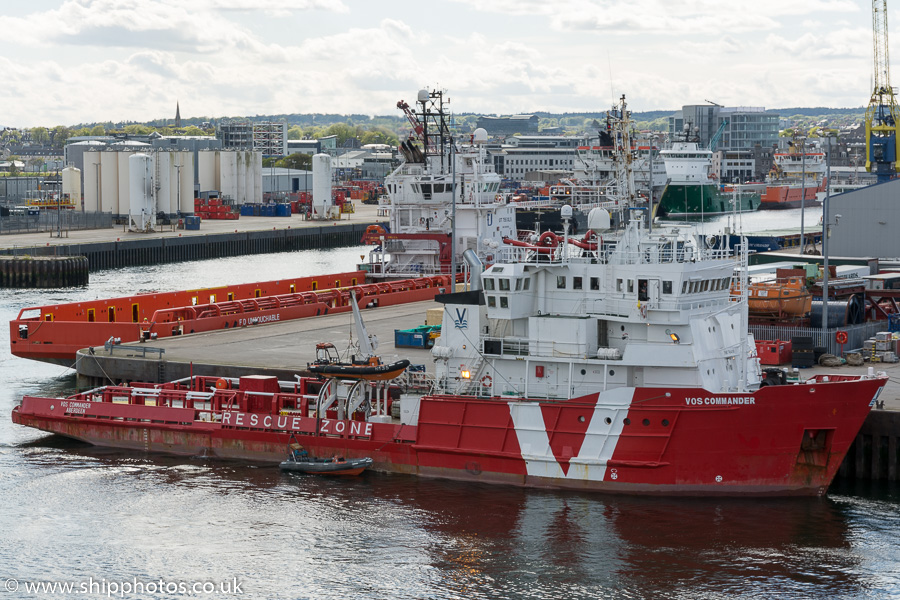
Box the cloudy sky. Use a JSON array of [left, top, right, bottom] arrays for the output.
[[0, 0, 879, 127]]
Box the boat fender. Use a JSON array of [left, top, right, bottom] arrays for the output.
[[215, 378, 230, 390], [481, 375, 492, 387]]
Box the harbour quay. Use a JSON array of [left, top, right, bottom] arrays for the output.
[[0, 203, 387, 280]]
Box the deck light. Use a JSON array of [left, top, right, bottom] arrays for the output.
[[461, 370, 471, 379], [666, 329, 680, 344]]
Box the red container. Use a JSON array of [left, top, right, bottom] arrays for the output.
[[756, 340, 793, 365]]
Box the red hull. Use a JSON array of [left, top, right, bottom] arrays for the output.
[[759, 180, 825, 210], [10, 273, 451, 365], [11, 374, 885, 496]]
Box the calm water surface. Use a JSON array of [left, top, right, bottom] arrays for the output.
[[2, 245, 900, 600]]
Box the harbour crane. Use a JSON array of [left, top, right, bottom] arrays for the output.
[[866, 0, 900, 182]]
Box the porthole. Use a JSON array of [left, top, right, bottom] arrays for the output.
[[578, 415, 586, 423], [621, 325, 626, 331], [580, 369, 586, 375], [605, 417, 612, 425], [662, 419, 670, 427], [624, 418, 631, 425], [642, 418, 650, 426], [609, 369, 615, 376]]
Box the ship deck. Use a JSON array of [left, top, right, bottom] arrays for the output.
[[74, 299, 437, 386]]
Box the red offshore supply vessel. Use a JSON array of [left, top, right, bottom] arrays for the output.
[[759, 143, 827, 209], [12, 210, 886, 496], [9, 272, 452, 366]]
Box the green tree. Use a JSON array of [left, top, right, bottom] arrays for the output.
[[179, 125, 205, 136], [90, 125, 106, 136], [123, 124, 153, 135], [288, 125, 304, 140], [1, 129, 21, 143], [278, 153, 312, 170], [30, 127, 49, 144], [50, 126, 71, 147]]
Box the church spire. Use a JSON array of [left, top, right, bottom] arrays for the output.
[[175, 101, 182, 128]]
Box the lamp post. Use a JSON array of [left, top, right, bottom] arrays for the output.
[[799, 136, 807, 253]]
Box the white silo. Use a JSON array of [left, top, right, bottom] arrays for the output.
[[250, 151, 262, 204], [197, 150, 216, 194], [82, 151, 100, 212], [155, 151, 171, 216], [178, 151, 194, 214], [219, 151, 237, 202], [62, 165, 82, 210], [116, 150, 133, 216], [312, 153, 333, 219], [99, 151, 121, 215], [128, 153, 155, 231], [235, 151, 247, 204]]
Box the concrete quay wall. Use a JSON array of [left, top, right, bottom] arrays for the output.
[[0, 222, 371, 272]]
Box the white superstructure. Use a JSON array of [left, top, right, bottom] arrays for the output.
[[432, 208, 761, 399], [362, 89, 517, 279]]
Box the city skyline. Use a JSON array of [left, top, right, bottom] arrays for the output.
[[0, 0, 879, 128]]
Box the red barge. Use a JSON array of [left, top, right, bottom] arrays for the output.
[[10, 272, 452, 366], [12, 210, 887, 496]]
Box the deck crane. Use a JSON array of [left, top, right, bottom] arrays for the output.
[[709, 119, 728, 152], [866, 0, 900, 182]]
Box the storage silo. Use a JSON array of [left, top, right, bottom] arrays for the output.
[[155, 151, 171, 216], [235, 151, 247, 204], [219, 151, 237, 202], [82, 151, 101, 212], [178, 151, 194, 214], [197, 150, 216, 195], [128, 153, 155, 231], [251, 151, 262, 204], [62, 165, 82, 210], [312, 153, 332, 219], [116, 150, 133, 216], [100, 151, 120, 215]]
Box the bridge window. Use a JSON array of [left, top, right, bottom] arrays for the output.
[[663, 281, 673, 294], [590, 277, 599, 291], [499, 279, 511, 291], [500, 297, 508, 308], [484, 278, 495, 291], [487, 296, 496, 308], [573, 277, 583, 290], [557, 276, 566, 289]]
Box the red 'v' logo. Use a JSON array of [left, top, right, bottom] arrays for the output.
[[540, 404, 592, 475]]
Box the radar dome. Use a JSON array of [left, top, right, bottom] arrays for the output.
[[560, 205, 573, 219], [587, 208, 612, 233], [417, 89, 430, 103], [472, 128, 488, 144]]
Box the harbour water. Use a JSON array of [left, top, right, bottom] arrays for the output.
[[2, 245, 900, 599]]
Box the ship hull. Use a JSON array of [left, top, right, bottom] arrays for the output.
[[656, 183, 760, 218], [12, 376, 884, 496], [759, 181, 825, 210]]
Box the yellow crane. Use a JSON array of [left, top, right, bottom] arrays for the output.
[[866, 0, 900, 182]]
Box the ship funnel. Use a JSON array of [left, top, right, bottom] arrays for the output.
[[462, 249, 484, 292]]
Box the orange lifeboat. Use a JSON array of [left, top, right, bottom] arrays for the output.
[[742, 276, 812, 318]]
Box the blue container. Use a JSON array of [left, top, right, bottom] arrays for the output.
[[252, 205, 260, 216], [184, 216, 201, 230], [240, 205, 253, 216], [275, 204, 290, 217], [394, 330, 426, 348], [265, 205, 276, 216]]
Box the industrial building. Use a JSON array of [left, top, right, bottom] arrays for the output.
[[826, 180, 900, 258], [668, 105, 780, 152], [81, 149, 262, 218], [216, 120, 288, 156], [476, 115, 540, 135]]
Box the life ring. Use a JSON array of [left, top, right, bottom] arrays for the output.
[[215, 378, 230, 390], [835, 331, 848, 345], [481, 375, 492, 387]]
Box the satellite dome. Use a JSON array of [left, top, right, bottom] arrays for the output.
[[472, 128, 488, 144], [417, 89, 430, 103]]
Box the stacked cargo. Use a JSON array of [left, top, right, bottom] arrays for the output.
[[790, 336, 815, 368], [194, 197, 239, 220], [863, 331, 900, 363]]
